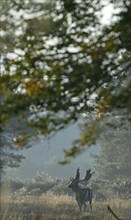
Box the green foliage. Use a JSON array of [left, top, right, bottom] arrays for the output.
[[0, 0, 131, 167]]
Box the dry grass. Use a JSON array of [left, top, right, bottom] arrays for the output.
[[0, 192, 130, 220], [1, 177, 130, 220]]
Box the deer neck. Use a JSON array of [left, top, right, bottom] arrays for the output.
[[73, 184, 81, 193]]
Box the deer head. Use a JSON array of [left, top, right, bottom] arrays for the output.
[[68, 167, 95, 188], [67, 167, 80, 191]]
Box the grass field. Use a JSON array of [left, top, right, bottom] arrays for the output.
[[0, 177, 130, 220]]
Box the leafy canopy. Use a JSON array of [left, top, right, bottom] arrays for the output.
[[1, 0, 131, 164]]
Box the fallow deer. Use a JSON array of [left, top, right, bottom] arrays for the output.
[[68, 168, 95, 212]]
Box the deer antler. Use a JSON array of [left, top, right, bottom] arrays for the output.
[[75, 167, 80, 180], [80, 169, 95, 182], [74, 168, 95, 183]]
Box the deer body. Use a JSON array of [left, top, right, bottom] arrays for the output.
[[68, 168, 94, 212], [76, 186, 92, 212]]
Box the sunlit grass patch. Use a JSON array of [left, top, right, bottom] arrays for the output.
[[1, 177, 131, 220], [1, 193, 130, 220]]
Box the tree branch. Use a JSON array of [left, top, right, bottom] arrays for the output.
[[107, 205, 122, 220]]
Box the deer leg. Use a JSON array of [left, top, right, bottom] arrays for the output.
[[78, 202, 82, 212], [77, 198, 82, 212], [89, 200, 92, 210], [89, 190, 92, 210], [84, 202, 87, 211]]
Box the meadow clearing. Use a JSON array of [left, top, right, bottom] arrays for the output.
[[0, 175, 130, 220]]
